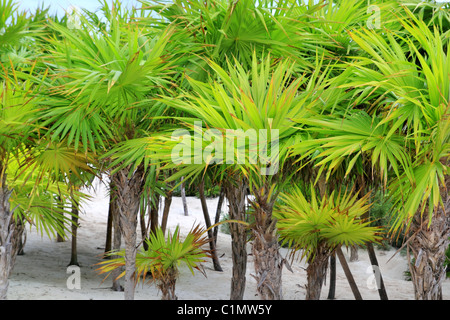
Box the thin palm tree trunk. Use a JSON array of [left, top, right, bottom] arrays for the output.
[[181, 176, 188, 216], [139, 202, 148, 251], [0, 183, 14, 300], [198, 178, 223, 272], [336, 246, 363, 300], [407, 207, 450, 300], [306, 243, 330, 300], [0, 171, 23, 300], [107, 179, 123, 291], [104, 199, 113, 256], [149, 195, 160, 237], [213, 185, 225, 246], [112, 165, 145, 300], [327, 253, 336, 300], [69, 198, 79, 266], [251, 204, 283, 300], [56, 196, 65, 243], [161, 183, 173, 235], [224, 178, 248, 300], [366, 242, 388, 300]]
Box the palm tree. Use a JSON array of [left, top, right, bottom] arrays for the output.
[[137, 0, 331, 300], [111, 52, 335, 299], [294, 7, 449, 299], [0, 1, 95, 299], [275, 185, 382, 299], [42, 2, 182, 299], [97, 224, 210, 300], [345, 10, 449, 300]]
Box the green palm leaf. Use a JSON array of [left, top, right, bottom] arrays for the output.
[[275, 184, 382, 261]]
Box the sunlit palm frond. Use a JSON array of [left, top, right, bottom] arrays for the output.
[[275, 184, 382, 261], [97, 224, 210, 283]]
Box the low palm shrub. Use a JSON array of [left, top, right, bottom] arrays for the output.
[[97, 224, 210, 300], [274, 184, 383, 300]]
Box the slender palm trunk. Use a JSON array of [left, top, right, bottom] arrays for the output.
[[336, 246, 363, 300], [181, 176, 188, 216], [69, 198, 79, 266], [366, 242, 388, 300], [161, 184, 173, 235], [224, 178, 248, 300], [327, 253, 336, 299], [0, 182, 14, 300], [0, 171, 23, 300], [159, 267, 178, 300], [104, 199, 113, 256], [108, 179, 123, 291], [305, 243, 330, 300], [56, 196, 65, 243], [111, 203, 123, 291], [149, 195, 160, 237], [111, 164, 145, 300], [139, 203, 148, 251], [213, 186, 225, 246], [250, 189, 283, 300], [198, 179, 222, 272]]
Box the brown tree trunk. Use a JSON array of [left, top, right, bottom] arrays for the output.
[[0, 172, 24, 300], [198, 178, 222, 272], [407, 169, 450, 300], [327, 252, 336, 299], [158, 267, 178, 300], [367, 242, 388, 300], [181, 176, 188, 216], [107, 179, 123, 291], [56, 196, 65, 243], [213, 185, 225, 246], [350, 246, 358, 262], [250, 184, 283, 300], [104, 197, 113, 256], [224, 177, 248, 300], [305, 243, 330, 300], [149, 195, 160, 237], [407, 207, 450, 300], [161, 183, 173, 236], [336, 246, 363, 300], [69, 198, 79, 266], [111, 164, 145, 300]]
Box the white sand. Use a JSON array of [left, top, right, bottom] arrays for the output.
[[7, 177, 450, 300]]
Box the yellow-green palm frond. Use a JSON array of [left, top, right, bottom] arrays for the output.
[[275, 184, 382, 262], [97, 224, 210, 284]]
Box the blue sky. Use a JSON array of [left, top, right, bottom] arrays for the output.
[[18, 0, 141, 17], [17, 0, 450, 17]]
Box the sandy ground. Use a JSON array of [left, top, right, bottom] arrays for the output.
[[7, 177, 450, 300]]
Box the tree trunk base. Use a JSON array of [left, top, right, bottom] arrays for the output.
[[224, 179, 248, 300], [408, 210, 450, 300], [306, 244, 330, 300], [111, 165, 145, 300], [251, 228, 283, 300]]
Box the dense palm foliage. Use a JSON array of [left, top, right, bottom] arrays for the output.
[[0, 0, 448, 301]]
